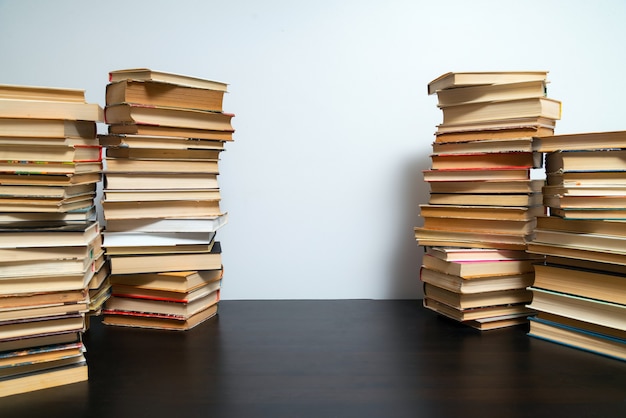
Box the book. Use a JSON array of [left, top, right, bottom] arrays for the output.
[[102, 302, 218, 330], [0, 289, 88, 310], [533, 263, 626, 305], [106, 80, 225, 111], [547, 171, 626, 187], [435, 117, 555, 139], [428, 180, 544, 194], [535, 215, 626, 236], [419, 204, 545, 221], [0, 194, 95, 213], [546, 149, 626, 173], [108, 123, 234, 141], [0, 84, 85, 102], [102, 199, 222, 220], [533, 229, 626, 254], [422, 254, 535, 278], [0, 207, 96, 224], [0, 98, 103, 122], [466, 314, 530, 331], [543, 184, 626, 197], [0, 118, 96, 139], [0, 182, 97, 198], [527, 287, 626, 331], [0, 173, 101, 187], [104, 172, 218, 190], [424, 283, 532, 310], [431, 137, 536, 155], [104, 103, 234, 132], [414, 227, 529, 250], [549, 208, 626, 220], [422, 216, 536, 236], [109, 241, 222, 274], [0, 301, 89, 322], [535, 130, 626, 152], [544, 194, 626, 209], [429, 193, 542, 207], [104, 288, 219, 318], [104, 158, 219, 174], [0, 314, 85, 341], [420, 266, 534, 293], [104, 213, 228, 233], [98, 134, 225, 150], [424, 246, 540, 262], [436, 80, 547, 107], [0, 358, 87, 398], [427, 71, 548, 95], [0, 341, 84, 369], [103, 231, 216, 248], [0, 235, 101, 262], [0, 145, 102, 163], [0, 251, 103, 279], [108, 268, 223, 293], [440, 97, 561, 125], [103, 189, 220, 202], [0, 161, 102, 175], [105, 147, 221, 160], [423, 297, 532, 322], [526, 241, 626, 266], [110, 278, 221, 302], [528, 315, 626, 361], [423, 167, 531, 182], [109, 68, 228, 91], [430, 151, 541, 170], [0, 221, 99, 248]]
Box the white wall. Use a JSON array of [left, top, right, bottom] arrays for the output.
[[1, 0, 625, 299]]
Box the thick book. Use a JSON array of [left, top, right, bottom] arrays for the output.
[[104, 103, 234, 132], [419, 204, 545, 221], [526, 241, 626, 266], [546, 149, 626, 173], [527, 287, 626, 331], [104, 213, 227, 233], [423, 297, 532, 322], [105, 147, 221, 160], [422, 216, 536, 236], [106, 79, 225, 111], [0, 314, 85, 341], [104, 288, 219, 318], [428, 179, 544, 195], [0, 358, 88, 398], [0, 173, 101, 187], [103, 231, 216, 248], [424, 283, 532, 310], [430, 151, 542, 170], [0, 118, 96, 139], [0, 234, 101, 262], [436, 80, 547, 107], [435, 117, 555, 140], [428, 192, 542, 207], [108, 123, 234, 141], [420, 266, 534, 294], [104, 172, 219, 190], [0, 98, 103, 122], [0, 84, 85, 102], [427, 71, 548, 95], [431, 137, 536, 155], [424, 246, 540, 262], [440, 97, 561, 125], [414, 227, 529, 250], [0, 221, 99, 248], [422, 254, 535, 278], [103, 189, 221, 202], [110, 277, 221, 302], [103, 303, 218, 331], [0, 182, 97, 199], [108, 268, 223, 293], [98, 134, 225, 150], [109, 68, 228, 91], [423, 167, 531, 182], [102, 199, 222, 220], [109, 241, 222, 274], [104, 158, 219, 174], [535, 130, 626, 152]]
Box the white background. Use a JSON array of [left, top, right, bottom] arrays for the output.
[[1, 0, 625, 300]]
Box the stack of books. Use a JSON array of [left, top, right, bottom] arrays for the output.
[[100, 69, 233, 331], [526, 131, 626, 360], [415, 71, 561, 330], [0, 84, 104, 397]]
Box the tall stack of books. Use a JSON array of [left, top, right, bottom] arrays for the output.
[[100, 69, 233, 331], [415, 71, 561, 330], [526, 131, 626, 360], [0, 84, 104, 397]]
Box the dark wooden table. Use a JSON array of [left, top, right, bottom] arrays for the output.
[[1, 300, 625, 417]]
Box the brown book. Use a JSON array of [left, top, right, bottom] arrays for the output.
[[431, 137, 535, 154], [527, 241, 626, 265], [536, 130, 626, 152], [422, 253, 536, 278], [428, 179, 544, 194], [0, 118, 96, 139], [435, 124, 554, 142], [429, 192, 542, 207], [0, 144, 101, 163], [108, 123, 233, 141], [440, 97, 561, 125], [105, 287, 220, 318], [105, 147, 221, 160], [435, 80, 547, 107], [0, 84, 85, 102], [420, 266, 534, 294], [546, 149, 626, 173], [102, 199, 222, 220], [98, 134, 225, 150], [108, 242, 222, 274], [425, 246, 540, 262], [423, 297, 532, 322], [0, 358, 87, 398], [535, 215, 626, 236], [105, 103, 234, 132], [0, 173, 101, 187], [109, 268, 223, 293], [427, 71, 548, 95], [414, 227, 529, 250], [424, 283, 532, 310], [0, 182, 97, 199], [109, 68, 228, 91], [0, 160, 102, 175], [102, 302, 218, 330], [419, 204, 545, 221], [422, 216, 536, 236], [0, 194, 95, 213], [104, 158, 218, 174], [103, 189, 220, 202], [0, 221, 99, 248], [430, 151, 541, 170], [423, 167, 531, 182], [0, 98, 103, 122], [106, 80, 225, 111], [104, 172, 218, 190]]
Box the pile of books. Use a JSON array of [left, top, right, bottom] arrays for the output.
[[415, 71, 561, 330], [0, 84, 105, 396], [526, 131, 626, 360], [100, 69, 233, 331]]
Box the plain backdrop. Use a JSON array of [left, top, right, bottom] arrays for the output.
[[1, 0, 625, 300]]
